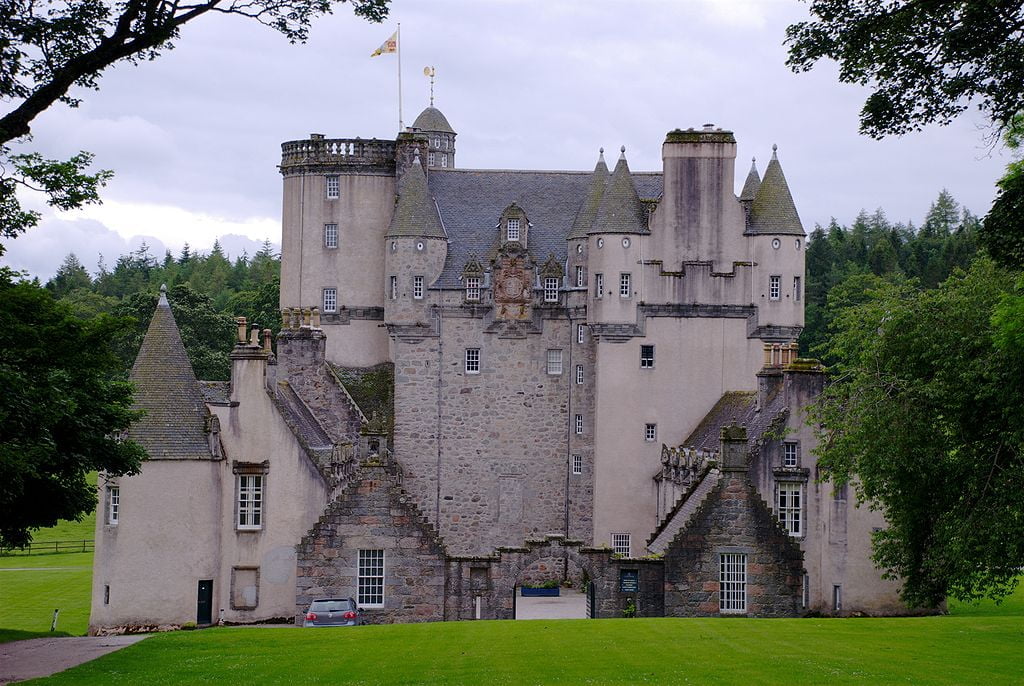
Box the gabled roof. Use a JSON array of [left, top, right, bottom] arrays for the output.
[[590, 148, 649, 235], [747, 147, 804, 236], [427, 168, 662, 288], [739, 157, 760, 203], [129, 287, 212, 460], [567, 151, 609, 240], [385, 155, 446, 238], [411, 106, 455, 134]]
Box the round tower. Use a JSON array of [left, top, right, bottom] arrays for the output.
[[410, 106, 457, 169]]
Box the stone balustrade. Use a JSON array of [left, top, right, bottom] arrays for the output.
[[280, 136, 397, 169]]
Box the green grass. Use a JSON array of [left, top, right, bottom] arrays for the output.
[[24, 614, 1024, 685], [948, 579, 1024, 616], [0, 552, 93, 638]]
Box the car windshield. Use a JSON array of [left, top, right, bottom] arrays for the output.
[[310, 600, 354, 612]]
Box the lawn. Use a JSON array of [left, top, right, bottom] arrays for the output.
[[0, 552, 93, 637], [22, 612, 1024, 685]]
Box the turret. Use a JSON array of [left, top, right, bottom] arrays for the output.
[[747, 145, 805, 333], [410, 106, 457, 169], [383, 151, 448, 325], [588, 147, 647, 323], [739, 157, 761, 221], [567, 149, 609, 297]]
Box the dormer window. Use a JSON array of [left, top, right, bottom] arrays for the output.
[[543, 277, 559, 303], [465, 276, 481, 301], [507, 218, 520, 242]]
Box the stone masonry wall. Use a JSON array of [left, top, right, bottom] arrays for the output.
[[295, 463, 447, 624], [663, 471, 803, 617]]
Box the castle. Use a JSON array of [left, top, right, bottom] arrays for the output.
[[89, 105, 917, 632]]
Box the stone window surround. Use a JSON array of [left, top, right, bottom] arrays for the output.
[[640, 344, 655, 369], [717, 546, 751, 614], [546, 349, 563, 375], [465, 348, 481, 374], [428, 152, 436, 166], [324, 223, 338, 249], [577, 324, 586, 344], [230, 565, 260, 611], [543, 277, 560, 303], [769, 275, 781, 300], [389, 275, 397, 300], [595, 273, 604, 299], [506, 218, 521, 242], [322, 287, 337, 313], [783, 442, 799, 468], [575, 364, 584, 385], [465, 276, 481, 301], [776, 481, 803, 538], [620, 272, 631, 298], [575, 414, 583, 435], [413, 276, 424, 300], [325, 175, 339, 199], [645, 423, 657, 442], [358, 549, 385, 608], [575, 265, 585, 288], [793, 275, 802, 302], [572, 454, 582, 475], [233, 461, 269, 533], [106, 484, 120, 526]]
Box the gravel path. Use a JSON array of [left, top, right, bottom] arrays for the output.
[[0, 634, 149, 684]]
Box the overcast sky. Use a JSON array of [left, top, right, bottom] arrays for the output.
[[2, 0, 1011, 281]]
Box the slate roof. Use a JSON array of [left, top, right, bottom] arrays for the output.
[[129, 289, 213, 460], [590, 151, 649, 235], [567, 152, 609, 240], [199, 381, 230, 405], [747, 148, 804, 236], [411, 106, 455, 134], [428, 168, 662, 288], [739, 158, 761, 202], [386, 155, 446, 238], [681, 386, 786, 453]]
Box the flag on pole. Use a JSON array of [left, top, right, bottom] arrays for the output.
[[371, 31, 398, 57]]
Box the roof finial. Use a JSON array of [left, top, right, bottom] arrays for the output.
[[598, 147, 605, 162], [619, 145, 626, 160], [413, 147, 421, 165], [423, 66, 436, 106], [750, 156, 757, 171], [771, 144, 778, 160], [158, 283, 168, 306]]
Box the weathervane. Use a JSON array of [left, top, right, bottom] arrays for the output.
[[423, 66, 436, 106]]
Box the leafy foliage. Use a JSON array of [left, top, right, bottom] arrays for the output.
[[810, 259, 1024, 606], [786, 1, 1024, 138], [0, 272, 146, 549]]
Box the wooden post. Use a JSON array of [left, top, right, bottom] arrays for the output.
[[50, 608, 59, 632]]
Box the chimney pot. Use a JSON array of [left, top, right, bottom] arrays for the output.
[[235, 317, 247, 344]]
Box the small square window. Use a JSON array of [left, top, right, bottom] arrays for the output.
[[611, 533, 631, 556], [640, 344, 654, 369], [575, 265, 585, 288], [546, 349, 563, 375], [769, 275, 781, 300], [575, 364, 584, 385], [465, 348, 480, 374], [322, 288, 337, 313], [572, 454, 583, 475], [107, 486, 120, 526], [575, 414, 583, 435], [389, 275, 397, 300], [506, 218, 520, 242], [358, 549, 385, 607], [465, 276, 481, 301], [326, 175, 339, 199], [783, 442, 799, 468], [324, 223, 338, 249], [620, 273, 631, 298], [543, 277, 559, 303], [413, 276, 424, 300], [595, 273, 604, 299], [645, 423, 657, 442], [577, 324, 585, 344]]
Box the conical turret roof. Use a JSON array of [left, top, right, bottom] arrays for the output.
[[411, 106, 455, 134], [567, 150, 609, 239], [386, 154, 446, 238], [589, 148, 649, 235], [739, 157, 761, 202], [747, 146, 803, 235], [129, 286, 213, 460]]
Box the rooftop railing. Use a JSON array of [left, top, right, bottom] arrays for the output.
[[280, 137, 396, 168]]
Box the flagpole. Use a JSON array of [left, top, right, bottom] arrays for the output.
[[397, 22, 403, 131]]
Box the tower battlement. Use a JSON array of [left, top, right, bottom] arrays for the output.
[[280, 136, 397, 175]]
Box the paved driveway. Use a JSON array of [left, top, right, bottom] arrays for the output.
[[515, 590, 587, 620], [0, 634, 148, 684]]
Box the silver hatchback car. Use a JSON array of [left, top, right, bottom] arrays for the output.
[[302, 598, 361, 627]]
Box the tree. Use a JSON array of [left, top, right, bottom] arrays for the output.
[[46, 253, 93, 298], [786, 1, 1024, 138], [0, 0, 389, 247], [981, 116, 1024, 268], [810, 259, 1024, 606], [0, 271, 147, 548]]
